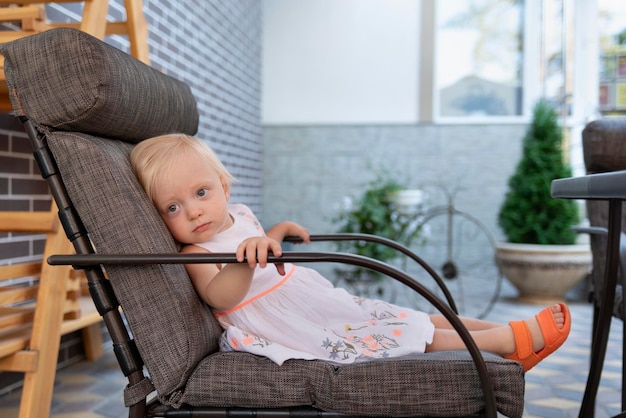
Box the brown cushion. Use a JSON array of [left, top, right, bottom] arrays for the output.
[[583, 117, 626, 173], [48, 132, 221, 399], [0, 28, 198, 142], [182, 351, 525, 417]]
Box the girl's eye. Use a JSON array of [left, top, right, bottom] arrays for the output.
[[167, 204, 179, 214], [197, 188, 208, 198]]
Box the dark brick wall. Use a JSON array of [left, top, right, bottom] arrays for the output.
[[0, 115, 50, 265]]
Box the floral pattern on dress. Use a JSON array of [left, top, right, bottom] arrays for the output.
[[321, 298, 408, 362], [220, 330, 272, 352]]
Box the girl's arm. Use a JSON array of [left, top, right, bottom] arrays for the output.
[[181, 244, 255, 311], [181, 235, 286, 310], [266, 221, 310, 243]]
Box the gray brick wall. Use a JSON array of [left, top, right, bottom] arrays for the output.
[[113, 0, 264, 211], [262, 123, 528, 243]]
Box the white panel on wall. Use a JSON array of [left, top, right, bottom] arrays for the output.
[[262, 0, 420, 125]]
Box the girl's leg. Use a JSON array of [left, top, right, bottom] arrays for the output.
[[426, 304, 566, 356], [429, 313, 505, 331], [426, 325, 516, 355]]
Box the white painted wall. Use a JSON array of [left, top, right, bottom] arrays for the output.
[[262, 0, 420, 125]]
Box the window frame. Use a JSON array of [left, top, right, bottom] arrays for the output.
[[423, 0, 597, 128]]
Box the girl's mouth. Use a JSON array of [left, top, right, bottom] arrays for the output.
[[194, 223, 211, 233]]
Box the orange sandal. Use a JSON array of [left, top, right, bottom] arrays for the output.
[[505, 303, 571, 371]]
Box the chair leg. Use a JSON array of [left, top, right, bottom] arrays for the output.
[[579, 199, 623, 417], [82, 323, 105, 361], [622, 282, 626, 409], [18, 222, 73, 418], [80, 0, 109, 39], [124, 0, 150, 64]]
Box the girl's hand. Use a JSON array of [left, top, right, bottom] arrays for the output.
[[267, 221, 310, 244], [287, 222, 310, 244], [236, 236, 286, 275]]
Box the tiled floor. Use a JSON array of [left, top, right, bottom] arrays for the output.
[[0, 350, 128, 418], [0, 282, 624, 418], [491, 294, 624, 418]]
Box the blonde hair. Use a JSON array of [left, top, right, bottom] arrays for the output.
[[130, 133, 235, 202]]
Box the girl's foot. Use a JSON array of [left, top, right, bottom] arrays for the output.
[[505, 303, 571, 371]]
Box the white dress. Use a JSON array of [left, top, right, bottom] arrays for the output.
[[195, 203, 435, 365]]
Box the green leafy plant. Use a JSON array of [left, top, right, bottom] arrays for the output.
[[333, 175, 422, 280], [498, 100, 579, 244]]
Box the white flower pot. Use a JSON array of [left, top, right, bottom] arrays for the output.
[[495, 242, 592, 304], [391, 189, 424, 215]]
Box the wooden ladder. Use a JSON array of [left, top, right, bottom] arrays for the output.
[[0, 2, 150, 417], [0, 0, 150, 112], [0, 206, 104, 418]]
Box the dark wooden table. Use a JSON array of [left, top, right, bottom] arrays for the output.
[[552, 169, 626, 418]]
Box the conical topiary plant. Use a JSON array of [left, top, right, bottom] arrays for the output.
[[498, 100, 579, 245]]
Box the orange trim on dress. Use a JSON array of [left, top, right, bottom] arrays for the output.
[[213, 264, 296, 317]]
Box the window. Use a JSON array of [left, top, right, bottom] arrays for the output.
[[598, 0, 626, 114], [541, 0, 573, 115], [435, 0, 524, 118]]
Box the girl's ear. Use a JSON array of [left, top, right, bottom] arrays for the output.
[[221, 177, 231, 201]]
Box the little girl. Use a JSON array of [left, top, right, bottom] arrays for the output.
[[130, 133, 571, 371]]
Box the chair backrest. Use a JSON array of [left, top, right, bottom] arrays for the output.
[[582, 117, 626, 316], [0, 27, 223, 401]]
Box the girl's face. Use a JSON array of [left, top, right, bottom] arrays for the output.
[[153, 152, 232, 244]]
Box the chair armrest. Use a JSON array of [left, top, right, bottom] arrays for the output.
[[551, 170, 626, 200], [572, 226, 608, 236], [285, 233, 458, 314], [48, 250, 497, 415]]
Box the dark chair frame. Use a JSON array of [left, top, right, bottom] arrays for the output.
[[552, 170, 626, 417], [20, 114, 499, 417]]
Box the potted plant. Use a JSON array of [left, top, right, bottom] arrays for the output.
[[333, 175, 423, 300], [495, 100, 592, 303]]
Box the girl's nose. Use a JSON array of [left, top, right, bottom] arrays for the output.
[[188, 205, 203, 219]]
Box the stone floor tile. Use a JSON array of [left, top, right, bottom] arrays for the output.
[[1, 287, 624, 418]]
